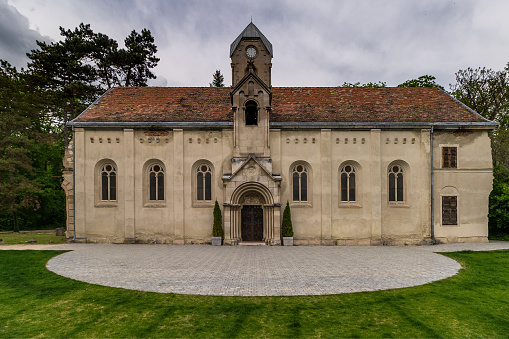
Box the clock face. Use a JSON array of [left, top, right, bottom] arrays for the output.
[[246, 47, 257, 58]]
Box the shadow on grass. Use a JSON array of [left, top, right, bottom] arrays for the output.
[[1, 250, 509, 338]]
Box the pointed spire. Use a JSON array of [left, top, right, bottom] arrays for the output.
[[230, 22, 273, 57]]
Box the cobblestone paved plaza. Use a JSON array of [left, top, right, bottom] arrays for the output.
[[30, 241, 509, 296]]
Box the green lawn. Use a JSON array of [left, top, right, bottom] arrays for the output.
[[1, 250, 508, 338], [0, 232, 67, 245]]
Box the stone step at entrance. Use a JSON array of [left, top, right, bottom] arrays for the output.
[[238, 241, 266, 246]]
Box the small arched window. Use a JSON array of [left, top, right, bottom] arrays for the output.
[[292, 165, 308, 202], [101, 164, 116, 201], [340, 165, 356, 202], [245, 101, 258, 126], [197, 164, 212, 201], [149, 164, 164, 201], [388, 165, 404, 202]]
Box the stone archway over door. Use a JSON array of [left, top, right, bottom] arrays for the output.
[[241, 205, 263, 241], [224, 182, 281, 245]]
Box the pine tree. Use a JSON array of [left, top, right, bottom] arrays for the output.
[[0, 61, 45, 231], [210, 69, 225, 87], [281, 201, 294, 237], [212, 200, 224, 237]]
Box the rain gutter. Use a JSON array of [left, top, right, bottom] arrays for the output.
[[430, 126, 434, 242], [72, 125, 76, 242], [68, 121, 498, 129]]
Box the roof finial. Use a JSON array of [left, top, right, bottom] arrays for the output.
[[251, 16, 253, 23]]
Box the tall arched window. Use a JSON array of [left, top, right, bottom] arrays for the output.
[[197, 164, 212, 201], [245, 100, 258, 126], [292, 165, 308, 202], [149, 164, 164, 201], [101, 164, 116, 201], [388, 165, 404, 202], [340, 165, 356, 202]]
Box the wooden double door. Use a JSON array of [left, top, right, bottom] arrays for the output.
[[241, 205, 263, 241]]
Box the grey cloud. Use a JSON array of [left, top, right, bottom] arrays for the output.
[[0, 0, 51, 69], [5, 0, 508, 88]]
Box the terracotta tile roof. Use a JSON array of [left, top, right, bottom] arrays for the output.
[[271, 87, 486, 123], [73, 86, 489, 124], [75, 87, 233, 123]]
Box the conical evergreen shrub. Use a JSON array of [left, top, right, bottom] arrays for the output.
[[212, 200, 224, 238], [281, 201, 294, 237]]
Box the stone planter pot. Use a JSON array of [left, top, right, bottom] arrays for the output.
[[211, 236, 223, 246], [282, 237, 293, 246]]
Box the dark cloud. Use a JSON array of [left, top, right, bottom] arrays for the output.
[[0, 0, 51, 69], [4, 0, 509, 88]]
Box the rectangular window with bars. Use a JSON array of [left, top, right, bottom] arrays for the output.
[[442, 147, 457, 168], [442, 196, 458, 225]]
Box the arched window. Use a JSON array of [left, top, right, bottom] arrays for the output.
[[340, 165, 356, 202], [149, 164, 164, 201], [292, 165, 308, 202], [101, 164, 116, 201], [388, 165, 404, 202], [245, 101, 258, 126], [197, 164, 212, 201]]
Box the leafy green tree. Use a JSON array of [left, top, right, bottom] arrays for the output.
[[450, 66, 509, 126], [398, 75, 445, 91], [0, 61, 45, 231], [489, 170, 509, 235], [118, 29, 160, 87], [281, 201, 294, 237], [27, 23, 160, 146], [210, 70, 225, 87], [450, 64, 509, 236], [341, 81, 387, 88], [212, 200, 224, 237], [27, 24, 99, 146]]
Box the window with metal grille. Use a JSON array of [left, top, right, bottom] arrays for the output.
[[442, 196, 458, 225], [101, 164, 116, 201], [442, 147, 457, 168]]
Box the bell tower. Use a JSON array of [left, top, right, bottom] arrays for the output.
[[223, 23, 282, 247], [230, 22, 273, 87], [230, 22, 273, 160]]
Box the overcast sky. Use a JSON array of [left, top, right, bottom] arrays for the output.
[[1, 0, 508, 89]]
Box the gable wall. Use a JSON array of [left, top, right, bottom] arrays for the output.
[[433, 130, 492, 243]]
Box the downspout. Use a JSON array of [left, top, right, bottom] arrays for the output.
[[430, 125, 435, 243], [72, 125, 76, 242]]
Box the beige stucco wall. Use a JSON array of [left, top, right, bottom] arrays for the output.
[[70, 126, 491, 245], [432, 130, 492, 243]]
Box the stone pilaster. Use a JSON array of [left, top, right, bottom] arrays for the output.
[[123, 129, 135, 240], [173, 129, 185, 244], [370, 129, 382, 244], [320, 129, 332, 242], [420, 129, 432, 240], [61, 140, 74, 239], [73, 128, 86, 241]]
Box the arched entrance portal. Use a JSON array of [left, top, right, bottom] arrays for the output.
[[224, 182, 280, 245]]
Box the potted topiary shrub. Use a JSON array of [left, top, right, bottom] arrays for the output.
[[281, 201, 294, 246], [212, 200, 224, 245]]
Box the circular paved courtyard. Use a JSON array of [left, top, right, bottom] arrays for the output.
[[43, 241, 509, 296]]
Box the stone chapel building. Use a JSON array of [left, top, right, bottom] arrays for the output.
[[62, 23, 497, 245]]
